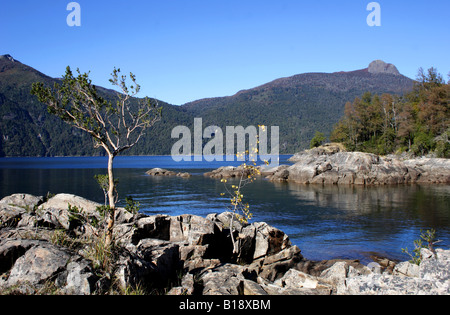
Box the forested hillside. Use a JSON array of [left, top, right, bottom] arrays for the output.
[[183, 67, 414, 152], [331, 67, 449, 157], [0, 55, 415, 156], [0, 55, 193, 157]]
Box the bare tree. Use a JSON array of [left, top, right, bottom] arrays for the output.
[[31, 67, 162, 245]]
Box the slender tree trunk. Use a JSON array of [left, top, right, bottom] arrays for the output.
[[105, 153, 116, 246]]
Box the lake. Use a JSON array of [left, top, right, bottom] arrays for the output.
[[1, 155, 449, 263]]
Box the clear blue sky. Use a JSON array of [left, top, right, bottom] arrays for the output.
[[1, 0, 449, 105]]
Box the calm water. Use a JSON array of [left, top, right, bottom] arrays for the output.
[[1, 156, 449, 263]]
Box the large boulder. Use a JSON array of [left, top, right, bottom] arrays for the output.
[[204, 165, 256, 179], [38, 193, 102, 215], [0, 204, 26, 228], [170, 214, 216, 245], [337, 248, 450, 295], [0, 193, 43, 210], [0, 239, 97, 295], [289, 143, 347, 162], [146, 168, 191, 178], [0, 193, 44, 228], [403, 158, 450, 184], [281, 149, 450, 185]]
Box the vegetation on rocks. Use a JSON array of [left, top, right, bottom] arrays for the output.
[[31, 66, 162, 246], [1, 193, 449, 295], [331, 67, 449, 157]]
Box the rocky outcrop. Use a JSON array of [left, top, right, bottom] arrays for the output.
[[204, 165, 256, 179], [1, 193, 449, 295], [146, 168, 191, 178], [338, 248, 450, 295], [289, 143, 347, 162], [368, 60, 401, 76], [270, 146, 450, 185]]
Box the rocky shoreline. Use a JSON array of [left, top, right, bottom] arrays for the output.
[[1, 193, 449, 295], [201, 145, 450, 185]]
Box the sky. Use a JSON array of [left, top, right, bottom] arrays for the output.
[[1, 0, 449, 105]]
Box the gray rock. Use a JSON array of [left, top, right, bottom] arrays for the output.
[[200, 264, 247, 295], [170, 214, 215, 245], [394, 261, 420, 278], [0, 193, 43, 210], [258, 246, 303, 282], [58, 259, 98, 295], [146, 168, 191, 178], [136, 239, 180, 282], [368, 60, 401, 76], [242, 279, 268, 295], [137, 214, 171, 241], [204, 165, 255, 179], [337, 248, 450, 295], [269, 269, 332, 295], [167, 273, 195, 295], [39, 194, 102, 215], [0, 204, 26, 228], [283, 150, 450, 185], [253, 222, 291, 260], [2, 193, 449, 295], [289, 143, 347, 162], [3, 241, 72, 292]]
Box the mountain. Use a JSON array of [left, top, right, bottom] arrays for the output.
[[0, 56, 414, 157], [183, 60, 414, 152], [0, 55, 193, 157]]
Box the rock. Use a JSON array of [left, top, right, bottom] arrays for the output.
[[113, 250, 154, 291], [258, 246, 303, 282], [58, 258, 98, 295], [404, 158, 450, 184], [274, 269, 332, 295], [289, 143, 346, 162], [253, 222, 291, 260], [282, 149, 450, 185], [242, 279, 269, 295], [0, 193, 43, 210], [1, 193, 449, 295], [338, 248, 450, 295], [0, 239, 97, 294], [367, 262, 382, 274], [419, 248, 450, 283], [136, 239, 180, 285], [0, 239, 42, 275], [319, 261, 348, 287], [368, 60, 400, 76], [200, 264, 247, 295], [137, 214, 171, 241], [393, 261, 420, 278], [39, 194, 102, 215], [204, 165, 256, 179], [170, 214, 215, 246], [263, 165, 290, 182], [146, 168, 191, 178], [207, 212, 247, 232], [146, 168, 175, 176], [167, 273, 195, 295], [37, 207, 72, 230], [0, 204, 26, 228]]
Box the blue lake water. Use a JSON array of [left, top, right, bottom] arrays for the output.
[[1, 155, 449, 263]]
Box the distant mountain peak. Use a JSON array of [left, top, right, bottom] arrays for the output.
[[0, 54, 18, 63], [368, 60, 400, 76]]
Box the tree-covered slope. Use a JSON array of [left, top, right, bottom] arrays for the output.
[[0, 55, 414, 156], [0, 55, 192, 157], [183, 66, 414, 152]]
